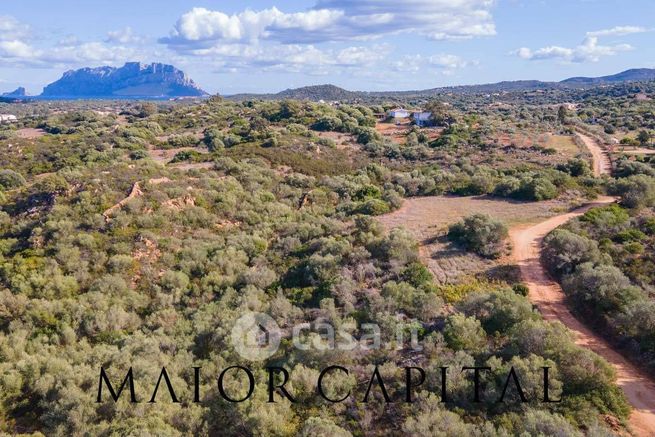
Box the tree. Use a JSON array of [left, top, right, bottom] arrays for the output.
[[425, 100, 455, 127], [558, 105, 568, 124], [448, 214, 508, 258], [637, 130, 652, 147], [298, 417, 352, 437], [444, 313, 487, 353], [402, 394, 479, 436]]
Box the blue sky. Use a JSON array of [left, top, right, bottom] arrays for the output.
[[1, 0, 654, 94]]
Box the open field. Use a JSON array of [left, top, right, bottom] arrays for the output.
[[377, 194, 576, 284], [545, 133, 583, 155], [15, 128, 46, 139], [375, 121, 412, 143]]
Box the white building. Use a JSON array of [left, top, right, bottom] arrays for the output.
[[412, 111, 432, 127], [388, 108, 410, 119], [0, 114, 18, 124]]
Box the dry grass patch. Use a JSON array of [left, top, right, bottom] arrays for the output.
[[544, 134, 584, 156], [377, 195, 576, 284]]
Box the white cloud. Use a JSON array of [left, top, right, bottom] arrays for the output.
[[429, 54, 469, 69], [160, 2, 493, 76], [189, 42, 388, 74], [392, 53, 473, 73], [516, 36, 632, 63], [587, 25, 650, 37], [106, 27, 144, 44], [0, 15, 142, 69], [161, 1, 496, 48], [0, 15, 31, 41]]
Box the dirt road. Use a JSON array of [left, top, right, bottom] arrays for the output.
[[511, 134, 655, 436], [578, 132, 612, 177]]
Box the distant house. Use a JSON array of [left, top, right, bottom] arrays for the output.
[[0, 114, 17, 124], [388, 108, 410, 119], [412, 111, 432, 127]]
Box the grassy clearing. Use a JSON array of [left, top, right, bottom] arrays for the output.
[[544, 134, 582, 155], [378, 195, 576, 284]]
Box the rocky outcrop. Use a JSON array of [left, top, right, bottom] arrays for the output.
[[41, 62, 207, 98]]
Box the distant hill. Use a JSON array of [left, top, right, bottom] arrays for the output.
[[276, 85, 360, 101], [1, 87, 26, 98], [561, 68, 655, 86], [230, 84, 359, 101], [227, 68, 655, 101], [41, 62, 207, 98]]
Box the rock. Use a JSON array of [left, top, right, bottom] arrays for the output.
[[41, 62, 207, 98], [1, 87, 27, 97]]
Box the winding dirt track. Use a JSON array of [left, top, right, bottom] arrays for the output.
[[511, 134, 655, 436]]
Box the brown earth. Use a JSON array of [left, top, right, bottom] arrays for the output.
[[15, 128, 46, 139]]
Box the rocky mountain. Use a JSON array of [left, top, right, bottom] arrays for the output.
[[1, 87, 27, 97], [41, 62, 207, 98]]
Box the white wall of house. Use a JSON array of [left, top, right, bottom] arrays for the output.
[[0, 114, 18, 123], [389, 109, 410, 118]]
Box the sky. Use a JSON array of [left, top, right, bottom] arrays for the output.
[[0, 0, 654, 95]]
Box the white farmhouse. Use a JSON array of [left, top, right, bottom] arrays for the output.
[[412, 111, 432, 127], [0, 114, 18, 124], [388, 108, 410, 119]]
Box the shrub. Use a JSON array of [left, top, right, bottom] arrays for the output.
[[562, 262, 645, 313], [542, 229, 602, 276], [203, 127, 225, 151], [0, 169, 26, 189], [448, 213, 508, 258], [615, 160, 655, 178], [557, 159, 591, 177], [129, 150, 148, 160], [512, 283, 529, 296], [355, 127, 380, 145], [519, 177, 558, 201], [609, 175, 655, 209], [493, 177, 521, 198]]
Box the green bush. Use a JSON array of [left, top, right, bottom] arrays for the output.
[[448, 213, 508, 258]]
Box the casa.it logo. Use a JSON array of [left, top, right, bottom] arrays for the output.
[[231, 312, 282, 361]]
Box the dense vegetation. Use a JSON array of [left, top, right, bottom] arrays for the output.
[[544, 176, 655, 371], [0, 84, 653, 435]]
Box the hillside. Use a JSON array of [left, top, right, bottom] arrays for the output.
[[561, 68, 655, 86], [227, 68, 655, 101], [40, 62, 207, 98]]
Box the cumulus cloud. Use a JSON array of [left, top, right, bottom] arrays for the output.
[[0, 15, 143, 68], [106, 27, 144, 44], [515, 36, 632, 63], [191, 42, 388, 74], [587, 25, 650, 37], [429, 54, 470, 69], [161, 1, 496, 48], [0, 15, 31, 41]]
